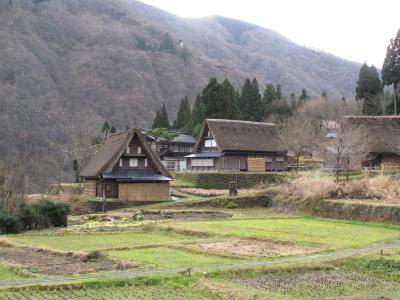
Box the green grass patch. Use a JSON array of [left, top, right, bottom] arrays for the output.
[[0, 264, 33, 280], [108, 247, 244, 270], [338, 249, 400, 282], [163, 216, 400, 249], [5, 229, 201, 251]]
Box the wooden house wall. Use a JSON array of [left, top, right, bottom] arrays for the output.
[[83, 179, 96, 196], [118, 182, 170, 201], [215, 155, 247, 171], [381, 153, 400, 167], [248, 157, 265, 172], [187, 154, 287, 172]]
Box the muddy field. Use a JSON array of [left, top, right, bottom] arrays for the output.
[[188, 238, 319, 257], [0, 246, 135, 275]]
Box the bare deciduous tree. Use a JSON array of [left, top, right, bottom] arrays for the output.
[[329, 120, 368, 181], [282, 115, 318, 171]]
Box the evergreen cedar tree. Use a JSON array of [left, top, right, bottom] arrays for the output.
[[356, 63, 383, 115], [152, 104, 170, 129], [175, 96, 191, 129], [239, 78, 263, 121], [299, 88, 309, 103], [155, 77, 310, 136], [382, 29, 400, 115], [202, 78, 227, 119]]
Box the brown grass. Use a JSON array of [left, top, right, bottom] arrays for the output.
[[187, 238, 319, 258], [276, 175, 338, 203], [271, 174, 400, 205]]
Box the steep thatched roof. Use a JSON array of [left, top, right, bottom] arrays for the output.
[[80, 129, 171, 178], [195, 119, 287, 153], [343, 115, 400, 155]]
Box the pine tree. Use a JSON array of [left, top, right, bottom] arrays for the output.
[[72, 159, 79, 183], [159, 104, 170, 128], [159, 33, 175, 52], [298, 88, 309, 104], [222, 79, 241, 119], [239, 78, 262, 121], [101, 121, 111, 138], [384, 90, 395, 114], [290, 93, 297, 111], [382, 29, 400, 115], [321, 91, 327, 98], [175, 96, 191, 129], [202, 78, 226, 119], [152, 111, 162, 129], [356, 63, 383, 115], [189, 94, 206, 136], [262, 83, 278, 119], [110, 126, 117, 134], [276, 84, 282, 100]]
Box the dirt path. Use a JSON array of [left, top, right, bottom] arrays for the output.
[[1, 241, 400, 290]]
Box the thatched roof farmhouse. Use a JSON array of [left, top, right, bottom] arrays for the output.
[[81, 129, 172, 201], [186, 119, 288, 172], [324, 116, 400, 170]]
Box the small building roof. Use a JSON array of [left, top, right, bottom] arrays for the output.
[[80, 129, 172, 178], [170, 133, 197, 144], [343, 115, 400, 155], [194, 119, 287, 153]]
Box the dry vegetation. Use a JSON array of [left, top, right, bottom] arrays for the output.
[[187, 238, 319, 258], [274, 173, 400, 205]]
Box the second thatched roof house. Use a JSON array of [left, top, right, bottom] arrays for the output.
[[323, 116, 400, 170], [80, 129, 172, 201], [345, 115, 400, 168], [186, 119, 288, 172]]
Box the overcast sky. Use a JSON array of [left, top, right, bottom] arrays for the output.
[[139, 0, 399, 67]]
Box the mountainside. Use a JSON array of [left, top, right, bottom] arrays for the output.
[[0, 0, 360, 188]]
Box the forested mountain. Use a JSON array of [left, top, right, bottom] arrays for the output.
[[0, 0, 360, 189]]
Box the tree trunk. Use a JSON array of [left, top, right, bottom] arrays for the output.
[[336, 156, 340, 181], [394, 82, 398, 115], [296, 155, 299, 172]]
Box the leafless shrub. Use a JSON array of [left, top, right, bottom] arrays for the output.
[[343, 175, 400, 202], [280, 175, 338, 202]]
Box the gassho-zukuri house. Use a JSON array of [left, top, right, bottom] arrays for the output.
[[324, 115, 400, 170], [186, 119, 288, 172], [80, 129, 172, 201]]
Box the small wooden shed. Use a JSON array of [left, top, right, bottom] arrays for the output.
[[80, 129, 172, 201]]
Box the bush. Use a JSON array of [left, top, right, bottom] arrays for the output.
[[0, 213, 21, 234], [19, 200, 69, 230]]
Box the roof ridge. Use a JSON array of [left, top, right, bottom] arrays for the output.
[[207, 119, 276, 126]]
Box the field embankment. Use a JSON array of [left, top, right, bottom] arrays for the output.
[[174, 172, 296, 189]]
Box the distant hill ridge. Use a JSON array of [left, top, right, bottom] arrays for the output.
[[0, 0, 360, 187]]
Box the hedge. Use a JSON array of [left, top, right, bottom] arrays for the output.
[[19, 200, 70, 230], [175, 172, 296, 189], [183, 194, 273, 209], [0, 213, 21, 234]]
